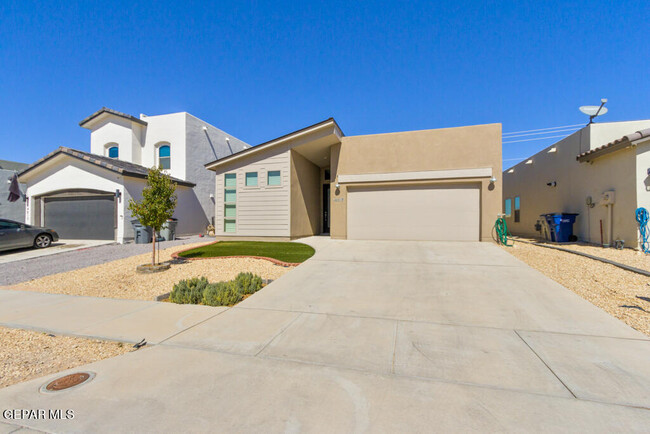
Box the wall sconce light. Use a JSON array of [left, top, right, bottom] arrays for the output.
[[489, 176, 497, 183], [115, 189, 122, 202], [546, 181, 557, 187]]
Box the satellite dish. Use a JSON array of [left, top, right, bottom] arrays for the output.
[[580, 99, 608, 124], [579, 106, 608, 116]]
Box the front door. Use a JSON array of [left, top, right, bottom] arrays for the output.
[[322, 184, 330, 234]]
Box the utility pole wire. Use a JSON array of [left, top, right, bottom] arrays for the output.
[[503, 123, 584, 136], [502, 127, 579, 139], [503, 134, 573, 144]]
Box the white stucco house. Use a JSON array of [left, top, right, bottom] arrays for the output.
[[18, 108, 249, 242]]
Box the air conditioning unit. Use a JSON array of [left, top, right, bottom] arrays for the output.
[[600, 190, 616, 205]]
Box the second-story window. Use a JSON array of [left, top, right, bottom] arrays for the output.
[[107, 146, 119, 159], [158, 145, 170, 170]]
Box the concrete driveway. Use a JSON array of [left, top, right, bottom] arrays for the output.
[[1, 239, 648, 432], [0, 239, 113, 265]]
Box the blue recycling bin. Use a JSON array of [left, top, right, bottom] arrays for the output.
[[541, 213, 579, 242]]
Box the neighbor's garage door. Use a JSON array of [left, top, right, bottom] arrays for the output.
[[347, 185, 480, 241], [43, 195, 116, 240]]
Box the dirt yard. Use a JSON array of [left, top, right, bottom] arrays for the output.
[[503, 241, 650, 336], [13, 242, 292, 301], [0, 327, 132, 389]]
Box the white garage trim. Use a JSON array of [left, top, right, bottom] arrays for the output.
[[347, 184, 480, 241], [338, 168, 492, 184]]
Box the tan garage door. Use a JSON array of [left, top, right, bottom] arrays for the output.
[[347, 184, 480, 241]]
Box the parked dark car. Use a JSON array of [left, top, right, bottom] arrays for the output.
[[0, 218, 59, 252]]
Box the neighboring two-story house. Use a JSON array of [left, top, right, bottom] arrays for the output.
[[18, 108, 249, 242]]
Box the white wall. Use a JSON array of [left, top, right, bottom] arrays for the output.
[[139, 112, 187, 179], [23, 156, 127, 242], [89, 117, 142, 163]]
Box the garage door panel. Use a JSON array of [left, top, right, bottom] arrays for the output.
[[44, 195, 115, 240], [347, 185, 479, 241]]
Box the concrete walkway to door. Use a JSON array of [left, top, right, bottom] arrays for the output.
[[0, 239, 649, 433]]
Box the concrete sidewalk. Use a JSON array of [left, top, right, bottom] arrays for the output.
[[0, 239, 649, 432], [0, 289, 226, 345]]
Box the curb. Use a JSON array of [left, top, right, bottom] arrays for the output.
[[170, 241, 301, 267], [515, 238, 650, 278]]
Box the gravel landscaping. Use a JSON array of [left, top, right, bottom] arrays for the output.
[[516, 237, 650, 272], [12, 242, 292, 301], [0, 235, 207, 286], [0, 326, 132, 389], [503, 241, 650, 336]]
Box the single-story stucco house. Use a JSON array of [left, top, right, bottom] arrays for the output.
[[206, 119, 502, 241], [502, 119, 650, 248], [0, 159, 29, 222], [18, 108, 249, 242]]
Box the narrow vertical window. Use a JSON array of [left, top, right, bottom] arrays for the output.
[[224, 173, 236, 232], [505, 199, 512, 218], [514, 196, 521, 223], [158, 145, 170, 170]]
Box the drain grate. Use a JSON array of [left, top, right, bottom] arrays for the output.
[[41, 372, 95, 393]]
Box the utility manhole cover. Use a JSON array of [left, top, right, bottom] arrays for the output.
[[40, 372, 95, 393]]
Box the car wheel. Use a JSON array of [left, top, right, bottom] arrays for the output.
[[34, 234, 52, 249]]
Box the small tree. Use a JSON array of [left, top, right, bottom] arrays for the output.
[[128, 167, 178, 265]]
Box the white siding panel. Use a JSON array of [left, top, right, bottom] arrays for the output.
[[214, 149, 291, 237]]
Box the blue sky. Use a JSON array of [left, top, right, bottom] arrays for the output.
[[1, 0, 648, 168]]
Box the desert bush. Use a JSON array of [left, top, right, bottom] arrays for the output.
[[169, 276, 209, 304], [203, 281, 243, 306], [234, 272, 264, 295]]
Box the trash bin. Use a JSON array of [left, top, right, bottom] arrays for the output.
[[131, 219, 152, 244], [160, 218, 178, 241], [540, 213, 579, 242]]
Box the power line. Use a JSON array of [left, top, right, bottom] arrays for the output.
[[503, 134, 572, 144], [503, 127, 579, 139], [503, 123, 584, 136]]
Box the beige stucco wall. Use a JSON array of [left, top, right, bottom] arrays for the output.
[[502, 124, 650, 247], [290, 150, 321, 238], [330, 123, 502, 241]]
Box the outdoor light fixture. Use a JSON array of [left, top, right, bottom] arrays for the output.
[[489, 176, 497, 183], [115, 189, 122, 202], [202, 126, 208, 131]]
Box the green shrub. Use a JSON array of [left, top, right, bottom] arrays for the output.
[[170, 276, 209, 304], [202, 281, 243, 306], [234, 272, 264, 295]]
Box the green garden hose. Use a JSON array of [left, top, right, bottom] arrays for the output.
[[495, 217, 513, 246]]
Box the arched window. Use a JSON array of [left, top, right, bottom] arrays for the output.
[[158, 145, 170, 170], [107, 146, 119, 159]]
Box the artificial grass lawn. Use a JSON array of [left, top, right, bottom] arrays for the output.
[[178, 241, 315, 263]]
